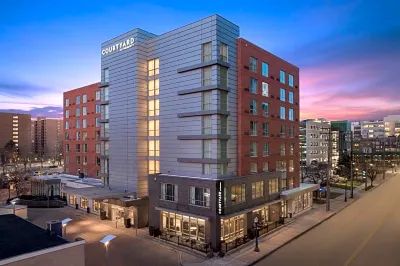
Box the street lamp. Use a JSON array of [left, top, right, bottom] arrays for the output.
[[254, 217, 260, 252], [62, 218, 72, 238], [10, 198, 19, 215], [100, 234, 116, 266]]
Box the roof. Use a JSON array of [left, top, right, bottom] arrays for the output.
[[0, 214, 68, 260], [62, 186, 133, 200], [280, 183, 320, 199]]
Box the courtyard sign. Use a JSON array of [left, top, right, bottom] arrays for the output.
[[216, 181, 224, 215], [102, 37, 135, 56]]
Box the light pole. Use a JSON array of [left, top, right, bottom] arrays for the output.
[[10, 198, 19, 215], [62, 218, 72, 238], [254, 217, 260, 252], [100, 235, 116, 266]]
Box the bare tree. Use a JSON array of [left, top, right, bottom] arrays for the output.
[[303, 163, 329, 186], [367, 164, 379, 186], [8, 167, 29, 197]]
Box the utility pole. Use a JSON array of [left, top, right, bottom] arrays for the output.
[[350, 131, 354, 198], [326, 128, 332, 212]]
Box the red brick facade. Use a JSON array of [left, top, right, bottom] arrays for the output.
[[63, 83, 101, 178], [237, 38, 300, 187]]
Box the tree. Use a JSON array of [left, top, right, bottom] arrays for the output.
[[4, 140, 18, 163], [337, 152, 351, 178], [303, 163, 329, 186], [8, 167, 29, 197], [367, 164, 378, 186], [1, 153, 6, 175]]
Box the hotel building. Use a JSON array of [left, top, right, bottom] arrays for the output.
[[63, 83, 101, 178], [99, 15, 317, 252]]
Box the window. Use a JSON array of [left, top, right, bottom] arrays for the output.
[[65, 121, 69, 130], [280, 106, 286, 119], [219, 66, 228, 87], [290, 143, 294, 155], [252, 181, 264, 199], [65, 132, 70, 140], [102, 87, 109, 101], [280, 88, 286, 102], [231, 184, 246, 204], [83, 119, 87, 128], [82, 132, 87, 140], [149, 120, 159, 137], [269, 178, 279, 193], [65, 144, 69, 152], [262, 82, 268, 97], [82, 144, 88, 153], [68, 194, 76, 205], [263, 162, 269, 172], [162, 211, 206, 241], [202, 140, 212, 158], [202, 91, 212, 111], [289, 125, 295, 137], [280, 143, 286, 156], [280, 70, 285, 84], [96, 144, 100, 153], [289, 74, 294, 87], [103, 68, 109, 82], [250, 100, 257, 115], [65, 98, 69, 107], [220, 43, 228, 62], [202, 67, 212, 86], [250, 78, 257, 94], [220, 91, 228, 111], [250, 57, 257, 72], [221, 215, 245, 242], [76, 95, 80, 105], [289, 160, 294, 172], [202, 164, 211, 174], [289, 109, 294, 121], [95, 118, 100, 127], [262, 62, 269, 77], [250, 163, 258, 173], [83, 94, 87, 103], [201, 116, 212, 135], [263, 142, 269, 156], [76, 156, 81, 164], [288, 177, 294, 189], [82, 156, 87, 165], [250, 121, 258, 136], [263, 122, 269, 136], [160, 183, 178, 202], [277, 160, 287, 173], [218, 164, 228, 175], [250, 142, 257, 157], [189, 187, 211, 207], [148, 58, 159, 76], [75, 107, 80, 117], [219, 140, 227, 159], [148, 140, 160, 156], [96, 91, 101, 100], [289, 91, 294, 104], [65, 155, 69, 164], [148, 160, 160, 174], [148, 79, 160, 96], [281, 124, 286, 137], [202, 42, 212, 62], [220, 116, 227, 134], [148, 99, 159, 116], [96, 130, 100, 140], [76, 120, 80, 129], [76, 131, 80, 140], [281, 178, 287, 191], [65, 110, 69, 118], [262, 102, 269, 117]]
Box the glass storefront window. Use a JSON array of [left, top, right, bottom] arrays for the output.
[[220, 215, 245, 242], [281, 201, 287, 217], [294, 195, 303, 214], [253, 206, 269, 226], [161, 211, 205, 242], [93, 200, 101, 212], [80, 197, 88, 209], [69, 194, 76, 205]]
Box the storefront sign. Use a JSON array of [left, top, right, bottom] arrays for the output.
[[216, 181, 224, 215], [101, 37, 135, 56]]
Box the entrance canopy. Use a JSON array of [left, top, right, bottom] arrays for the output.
[[280, 183, 320, 200]]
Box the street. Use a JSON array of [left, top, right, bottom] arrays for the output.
[[256, 173, 400, 266]]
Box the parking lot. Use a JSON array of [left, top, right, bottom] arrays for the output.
[[28, 208, 203, 266]]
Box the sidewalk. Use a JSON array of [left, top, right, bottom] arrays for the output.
[[182, 172, 395, 266]]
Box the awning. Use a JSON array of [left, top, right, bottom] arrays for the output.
[[280, 183, 320, 200], [220, 199, 282, 220], [155, 206, 211, 221]]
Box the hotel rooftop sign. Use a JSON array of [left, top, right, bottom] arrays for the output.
[[102, 37, 135, 56]]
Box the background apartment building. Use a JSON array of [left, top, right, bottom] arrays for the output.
[[31, 117, 63, 161], [300, 119, 330, 165], [0, 112, 31, 158], [384, 115, 400, 137], [63, 83, 101, 178], [361, 120, 384, 139], [100, 15, 314, 252]]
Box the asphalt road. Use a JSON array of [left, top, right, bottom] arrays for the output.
[[256, 173, 400, 266]]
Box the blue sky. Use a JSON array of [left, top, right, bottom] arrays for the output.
[[0, 0, 399, 120]]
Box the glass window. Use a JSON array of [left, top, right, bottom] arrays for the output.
[[219, 66, 228, 87], [82, 94, 87, 103], [262, 62, 269, 77], [262, 82, 268, 97], [82, 143, 87, 152], [289, 143, 294, 155], [76, 120, 80, 129], [65, 121, 69, 130], [250, 121, 258, 136], [280, 143, 286, 156], [96, 143, 100, 153], [262, 102, 269, 117], [189, 187, 211, 207], [289, 74, 294, 87], [220, 215, 244, 242], [149, 120, 159, 137], [95, 117, 100, 127], [219, 140, 227, 159], [148, 140, 160, 156], [65, 98, 69, 107], [280, 107, 286, 119], [250, 57, 257, 72], [252, 181, 264, 199], [76, 156, 81, 164], [289, 91, 294, 104], [281, 178, 288, 191], [65, 144, 69, 152], [250, 100, 257, 115], [95, 91, 101, 100], [102, 87, 109, 101], [76, 95, 80, 105], [269, 178, 279, 193], [76, 131, 81, 140], [96, 104, 101, 113], [231, 184, 246, 204], [83, 119, 87, 128], [263, 162, 269, 172], [148, 160, 160, 174], [202, 67, 212, 86], [281, 124, 286, 137], [217, 164, 228, 175], [65, 110, 69, 118], [82, 132, 87, 140], [289, 125, 295, 137], [250, 142, 257, 157], [202, 91, 212, 111], [220, 43, 228, 62], [103, 68, 109, 82], [263, 142, 269, 156], [76, 107, 80, 117], [280, 70, 285, 84], [220, 116, 227, 134], [202, 140, 212, 158], [65, 132, 70, 140], [148, 99, 159, 116], [160, 183, 178, 202], [65, 155, 69, 164], [289, 109, 294, 121], [148, 79, 160, 96], [148, 58, 159, 76], [250, 78, 257, 94], [280, 88, 286, 102], [82, 156, 87, 165], [250, 163, 258, 173], [202, 42, 212, 62], [68, 194, 76, 205], [263, 122, 269, 136], [289, 160, 294, 172], [220, 91, 228, 111], [202, 163, 211, 174]]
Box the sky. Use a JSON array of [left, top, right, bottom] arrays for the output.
[[0, 0, 399, 121]]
